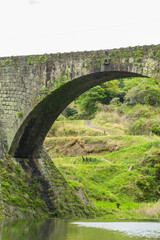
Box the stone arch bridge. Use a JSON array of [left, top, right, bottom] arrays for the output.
[[1, 44, 160, 158], [1, 44, 160, 217]]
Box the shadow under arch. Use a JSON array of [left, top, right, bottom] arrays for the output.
[[9, 71, 145, 158]]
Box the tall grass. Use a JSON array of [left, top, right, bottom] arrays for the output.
[[47, 120, 104, 137], [94, 104, 128, 135], [95, 103, 160, 136], [134, 200, 160, 218]]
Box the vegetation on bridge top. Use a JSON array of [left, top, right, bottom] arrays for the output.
[[0, 43, 160, 68]]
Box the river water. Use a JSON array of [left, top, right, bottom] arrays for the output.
[[0, 219, 160, 240]]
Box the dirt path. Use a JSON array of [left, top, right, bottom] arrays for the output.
[[84, 120, 117, 136], [84, 120, 116, 164], [84, 120, 154, 165], [100, 157, 113, 164], [142, 136, 154, 142]]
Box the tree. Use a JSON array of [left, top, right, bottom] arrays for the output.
[[124, 78, 160, 106], [76, 80, 121, 118], [76, 85, 106, 118], [101, 80, 121, 104]]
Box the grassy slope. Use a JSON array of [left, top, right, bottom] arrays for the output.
[[44, 119, 151, 158], [45, 105, 160, 219], [52, 148, 160, 219], [49, 140, 160, 219], [47, 120, 104, 137], [0, 157, 49, 218]]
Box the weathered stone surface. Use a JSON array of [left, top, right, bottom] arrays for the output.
[[0, 45, 160, 217], [0, 44, 160, 157]]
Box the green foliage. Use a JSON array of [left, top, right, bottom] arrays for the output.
[[53, 138, 160, 205], [39, 56, 43, 61], [136, 57, 141, 62], [59, 72, 69, 84], [128, 118, 160, 136], [5, 59, 10, 65], [151, 122, 160, 135], [110, 97, 121, 105], [76, 85, 106, 118], [109, 51, 117, 57], [0, 158, 49, 218], [117, 103, 160, 136], [122, 78, 141, 92], [75, 81, 120, 119], [136, 149, 160, 201], [156, 51, 160, 57], [45, 77, 160, 217], [101, 81, 121, 104], [28, 57, 34, 65], [38, 56, 48, 63], [124, 78, 160, 106], [17, 111, 23, 118], [103, 141, 160, 202], [46, 75, 160, 217], [62, 102, 78, 119], [63, 77, 159, 120]]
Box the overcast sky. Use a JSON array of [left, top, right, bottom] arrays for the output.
[[1, 0, 160, 57]]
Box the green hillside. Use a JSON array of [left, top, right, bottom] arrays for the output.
[[45, 77, 160, 220]]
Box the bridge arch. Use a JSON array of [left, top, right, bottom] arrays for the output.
[[9, 70, 144, 158], [0, 45, 160, 217], [0, 44, 159, 157]]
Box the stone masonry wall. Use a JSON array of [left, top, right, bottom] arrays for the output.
[[0, 44, 160, 153]]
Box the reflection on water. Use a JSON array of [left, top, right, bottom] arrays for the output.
[[0, 219, 159, 240], [0, 219, 68, 240], [73, 221, 160, 239]]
